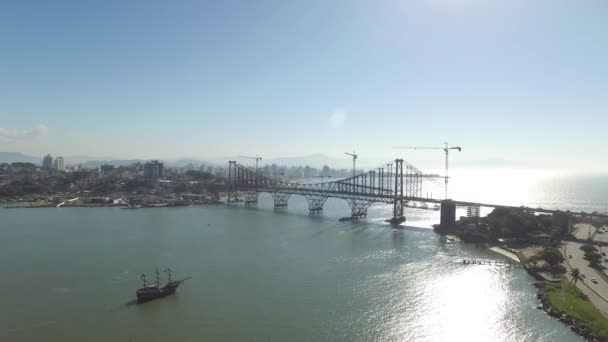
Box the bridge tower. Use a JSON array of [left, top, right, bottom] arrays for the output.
[[226, 161, 240, 203], [387, 159, 405, 225]]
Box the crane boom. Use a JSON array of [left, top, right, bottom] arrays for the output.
[[393, 142, 461, 200], [239, 155, 262, 175]]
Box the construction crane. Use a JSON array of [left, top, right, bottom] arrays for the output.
[[344, 151, 357, 178], [239, 155, 262, 175], [393, 142, 462, 200]]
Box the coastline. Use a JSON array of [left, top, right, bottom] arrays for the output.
[[3, 201, 224, 209], [440, 230, 608, 341], [489, 246, 521, 262]]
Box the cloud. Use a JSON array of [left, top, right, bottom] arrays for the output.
[[0, 124, 49, 141], [329, 108, 347, 128]]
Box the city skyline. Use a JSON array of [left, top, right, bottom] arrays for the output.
[[1, 0, 607, 171]]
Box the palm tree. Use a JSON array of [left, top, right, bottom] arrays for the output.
[[570, 268, 583, 284]]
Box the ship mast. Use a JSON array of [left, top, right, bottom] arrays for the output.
[[155, 268, 160, 287], [141, 273, 147, 287], [165, 268, 173, 283]]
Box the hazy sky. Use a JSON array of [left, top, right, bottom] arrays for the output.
[[1, 0, 607, 170]]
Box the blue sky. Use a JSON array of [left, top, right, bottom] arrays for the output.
[[0, 0, 607, 170]]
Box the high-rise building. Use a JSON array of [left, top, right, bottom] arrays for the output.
[[53, 156, 65, 171], [144, 160, 164, 179], [42, 154, 53, 170]]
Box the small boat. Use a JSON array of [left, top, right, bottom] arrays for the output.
[[136, 268, 191, 303]]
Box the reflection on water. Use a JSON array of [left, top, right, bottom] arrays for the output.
[[0, 186, 589, 341]]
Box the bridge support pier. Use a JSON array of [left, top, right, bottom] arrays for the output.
[[271, 192, 290, 208], [244, 191, 258, 206], [347, 198, 373, 219], [386, 199, 405, 226], [227, 190, 241, 203], [305, 195, 328, 214], [386, 159, 405, 226], [440, 200, 456, 230]]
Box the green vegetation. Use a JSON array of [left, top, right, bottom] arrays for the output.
[[580, 244, 605, 270], [539, 246, 567, 274], [524, 246, 566, 274], [547, 279, 608, 337], [570, 268, 583, 284], [540, 247, 564, 266], [448, 207, 571, 245]]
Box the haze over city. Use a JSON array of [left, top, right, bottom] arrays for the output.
[[1, 0, 607, 171]]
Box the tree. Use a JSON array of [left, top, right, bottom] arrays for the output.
[[580, 244, 597, 253], [570, 268, 582, 284], [539, 247, 564, 266], [504, 212, 527, 237], [185, 170, 213, 181], [173, 183, 188, 194]]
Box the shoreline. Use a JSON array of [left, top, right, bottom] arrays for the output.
[[3, 201, 224, 209], [446, 232, 608, 340], [488, 246, 521, 262]]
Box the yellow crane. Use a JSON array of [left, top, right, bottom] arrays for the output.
[[393, 142, 461, 200], [239, 155, 262, 175]]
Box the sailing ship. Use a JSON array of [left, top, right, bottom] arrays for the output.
[[136, 268, 191, 303]]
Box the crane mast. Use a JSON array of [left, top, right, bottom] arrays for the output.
[[344, 151, 357, 178]]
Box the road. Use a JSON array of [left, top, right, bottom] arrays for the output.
[[563, 223, 608, 316], [572, 222, 596, 240]]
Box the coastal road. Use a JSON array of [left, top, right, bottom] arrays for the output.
[[593, 226, 608, 244], [572, 222, 596, 240], [563, 224, 608, 316]]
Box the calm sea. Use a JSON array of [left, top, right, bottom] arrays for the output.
[[2, 170, 605, 341]]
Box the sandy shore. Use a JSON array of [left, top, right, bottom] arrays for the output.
[[489, 246, 521, 262]]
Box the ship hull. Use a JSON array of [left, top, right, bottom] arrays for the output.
[[136, 283, 180, 303]]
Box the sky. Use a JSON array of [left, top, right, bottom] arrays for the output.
[[0, 0, 607, 171]]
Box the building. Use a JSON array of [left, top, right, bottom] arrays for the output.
[[526, 231, 552, 245], [100, 164, 115, 173], [42, 154, 53, 170], [53, 156, 65, 171], [144, 160, 164, 179]]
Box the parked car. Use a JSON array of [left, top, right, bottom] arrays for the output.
[[592, 278, 598, 284]]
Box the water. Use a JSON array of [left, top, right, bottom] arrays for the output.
[[3, 172, 606, 341]]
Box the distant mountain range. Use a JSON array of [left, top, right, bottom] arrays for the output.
[[0, 152, 359, 169], [0, 152, 540, 170], [0, 152, 42, 164]]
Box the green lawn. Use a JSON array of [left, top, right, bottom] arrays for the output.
[[547, 278, 608, 337]]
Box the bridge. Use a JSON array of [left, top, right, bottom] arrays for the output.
[[224, 158, 606, 227]]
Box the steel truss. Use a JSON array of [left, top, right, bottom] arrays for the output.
[[225, 158, 427, 224], [305, 195, 329, 213], [271, 192, 291, 208], [244, 191, 258, 205]]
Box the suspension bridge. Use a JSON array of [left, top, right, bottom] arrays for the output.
[[224, 158, 606, 227]]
